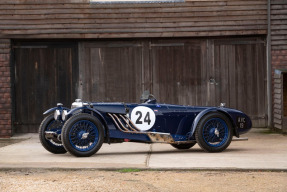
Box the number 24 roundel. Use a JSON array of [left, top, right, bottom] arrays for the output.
[[130, 106, 156, 131]]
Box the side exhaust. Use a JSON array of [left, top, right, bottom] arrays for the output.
[[108, 113, 195, 144]]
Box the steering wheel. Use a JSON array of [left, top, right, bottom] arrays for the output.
[[140, 91, 157, 104], [145, 94, 157, 104]]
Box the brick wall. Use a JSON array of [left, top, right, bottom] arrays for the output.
[[0, 39, 12, 138]]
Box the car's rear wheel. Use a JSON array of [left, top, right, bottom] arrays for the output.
[[195, 113, 233, 152], [61, 113, 104, 157], [39, 114, 67, 154], [170, 143, 196, 150]]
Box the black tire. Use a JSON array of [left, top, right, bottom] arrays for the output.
[[171, 143, 196, 150], [195, 113, 233, 152], [39, 114, 67, 154], [61, 113, 104, 157]]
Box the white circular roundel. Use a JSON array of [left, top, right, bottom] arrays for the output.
[[130, 106, 156, 131]]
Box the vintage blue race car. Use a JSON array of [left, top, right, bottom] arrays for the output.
[[39, 92, 252, 157]]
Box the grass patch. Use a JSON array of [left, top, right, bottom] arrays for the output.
[[117, 168, 142, 173]]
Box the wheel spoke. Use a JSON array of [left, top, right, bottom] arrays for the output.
[[68, 120, 99, 152], [202, 118, 229, 147]]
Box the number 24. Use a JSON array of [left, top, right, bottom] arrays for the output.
[[135, 111, 151, 125]]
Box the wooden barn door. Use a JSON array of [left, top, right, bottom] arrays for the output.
[[13, 42, 78, 133], [208, 38, 267, 127], [150, 40, 208, 106], [78, 41, 144, 103]]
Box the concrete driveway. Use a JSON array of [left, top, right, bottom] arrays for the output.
[[0, 129, 286, 170]]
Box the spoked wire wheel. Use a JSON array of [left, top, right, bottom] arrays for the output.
[[39, 113, 67, 154], [62, 113, 104, 157], [195, 113, 233, 152], [202, 118, 228, 147], [69, 120, 99, 152]]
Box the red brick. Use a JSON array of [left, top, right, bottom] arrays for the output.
[[2, 93, 11, 98], [0, 87, 10, 93], [0, 103, 11, 109], [0, 113, 11, 120], [0, 109, 11, 114], [0, 67, 10, 72], [0, 120, 11, 125], [0, 98, 11, 104], [0, 77, 10, 82], [0, 54, 9, 61], [0, 135, 11, 138], [0, 61, 9, 67], [0, 129, 11, 134], [0, 82, 11, 88], [0, 71, 10, 77], [0, 124, 11, 129], [3, 71, 10, 76]]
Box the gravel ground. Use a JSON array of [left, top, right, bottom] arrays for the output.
[[0, 169, 286, 192]]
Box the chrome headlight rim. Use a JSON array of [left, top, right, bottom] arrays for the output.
[[61, 110, 68, 121], [54, 110, 61, 120]]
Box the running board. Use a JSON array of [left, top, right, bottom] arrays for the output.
[[232, 137, 248, 141]]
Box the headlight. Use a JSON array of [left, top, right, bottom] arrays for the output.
[[62, 110, 68, 121], [54, 110, 61, 120]]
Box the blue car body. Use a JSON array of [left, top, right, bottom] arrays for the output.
[[40, 98, 252, 157]]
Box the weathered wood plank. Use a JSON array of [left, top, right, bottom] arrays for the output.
[[0, 20, 267, 30], [274, 88, 282, 94], [272, 35, 287, 40], [0, 10, 267, 20], [271, 5, 287, 9], [274, 113, 282, 119], [274, 98, 282, 104], [271, 15, 287, 19], [0, 0, 267, 5], [0, 0, 89, 4], [271, 0, 287, 5], [272, 45, 287, 50], [0, 5, 267, 15], [0, 30, 267, 39], [0, 1, 268, 9], [271, 25, 287, 30], [227, 1, 266, 5], [0, 25, 267, 36], [274, 79, 282, 83], [0, 15, 267, 25], [271, 40, 287, 45], [271, 20, 287, 25], [271, 9, 287, 15], [271, 30, 287, 35], [274, 123, 282, 129], [274, 83, 282, 88], [274, 108, 281, 114], [274, 118, 282, 125]]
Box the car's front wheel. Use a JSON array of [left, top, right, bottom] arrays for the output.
[[195, 113, 233, 152], [61, 113, 104, 157], [39, 114, 67, 154]]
